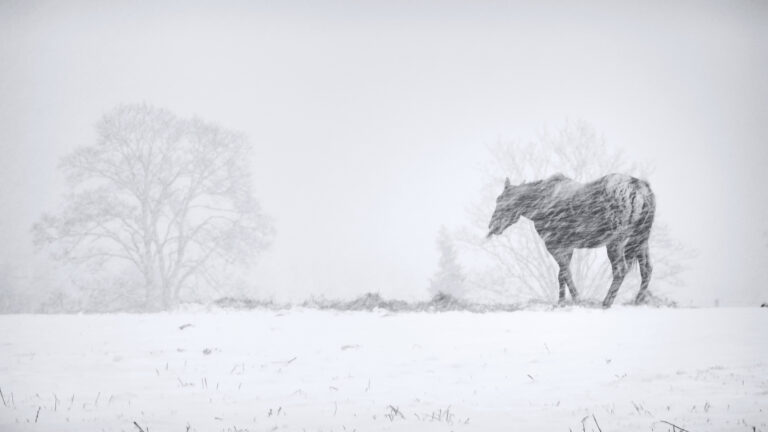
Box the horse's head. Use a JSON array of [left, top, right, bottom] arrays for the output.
[[487, 177, 522, 238]]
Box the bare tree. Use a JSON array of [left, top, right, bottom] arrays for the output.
[[429, 226, 467, 298], [457, 121, 690, 303], [33, 104, 274, 310], [0, 261, 20, 313]]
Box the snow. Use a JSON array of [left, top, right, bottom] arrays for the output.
[[0, 307, 766, 431]]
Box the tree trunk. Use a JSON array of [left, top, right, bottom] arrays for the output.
[[161, 284, 171, 310]]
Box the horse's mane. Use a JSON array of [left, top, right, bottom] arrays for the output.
[[522, 173, 570, 194], [523, 173, 568, 185]]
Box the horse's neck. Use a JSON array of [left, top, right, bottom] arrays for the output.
[[518, 180, 576, 222], [517, 184, 552, 220]]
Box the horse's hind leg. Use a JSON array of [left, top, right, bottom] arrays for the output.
[[603, 241, 629, 308], [634, 242, 652, 304]]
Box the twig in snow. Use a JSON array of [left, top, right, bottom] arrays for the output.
[[179, 323, 193, 330], [0, 387, 6, 407], [592, 414, 602, 432], [133, 421, 146, 432], [659, 420, 692, 432], [385, 405, 405, 421], [35, 406, 41, 423]]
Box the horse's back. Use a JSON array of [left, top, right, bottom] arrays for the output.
[[592, 173, 655, 239], [535, 173, 654, 249]]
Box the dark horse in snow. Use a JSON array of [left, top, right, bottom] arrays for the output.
[[487, 173, 655, 308]]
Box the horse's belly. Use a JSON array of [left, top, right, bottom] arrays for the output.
[[575, 227, 615, 248], [538, 223, 614, 249], [579, 237, 610, 248]]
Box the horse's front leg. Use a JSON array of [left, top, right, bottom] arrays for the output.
[[550, 247, 575, 305], [557, 266, 568, 304], [564, 266, 579, 303]]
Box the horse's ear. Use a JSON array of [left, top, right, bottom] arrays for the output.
[[504, 177, 511, 188]]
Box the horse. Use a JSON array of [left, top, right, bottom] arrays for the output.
[[487, 173, 655, 308]]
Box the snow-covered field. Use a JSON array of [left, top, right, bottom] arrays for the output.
[[0, 307, 766, 432]]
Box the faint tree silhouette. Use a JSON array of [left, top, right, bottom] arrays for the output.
[[33, 104, 274, 310], [429, 225, 467, 298], [457, 121, 690, 303], [0, 261, 20, 313]]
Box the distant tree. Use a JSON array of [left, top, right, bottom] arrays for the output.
[[457, 121, 690, 303], [33, 104, 274, 310], [0, 261, 19, 313], [429, 226, 467, 298]]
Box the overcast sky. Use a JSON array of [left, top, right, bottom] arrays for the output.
[[1, 0, 767, 305]]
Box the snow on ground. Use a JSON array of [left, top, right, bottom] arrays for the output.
[[0, 307, 766, 431]]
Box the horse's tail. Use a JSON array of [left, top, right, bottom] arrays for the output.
[[624, 179, 655, 266]]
